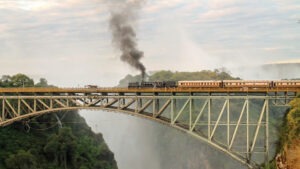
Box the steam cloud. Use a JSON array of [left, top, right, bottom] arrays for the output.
[[109, 0, 146, 79]]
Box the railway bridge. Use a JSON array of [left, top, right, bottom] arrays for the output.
[[0, 87, 299, 168]]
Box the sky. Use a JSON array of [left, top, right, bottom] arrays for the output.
[[0, 0, 299, 87]]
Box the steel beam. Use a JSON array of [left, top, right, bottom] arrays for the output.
[[229, 100, 247, 149], [155, 99, 171, 118], [210, 100, 228, 140], [120, 99, 135, 110], [172, 98, 190, 124], [190, 100, 208, 131], [5, 100, 18, 117], [137, 100, 153, 114], [250, 100, 267, 152], [2, 99, 5, 121], [21, 99, 34, 112], [37, 99, 50, 109]]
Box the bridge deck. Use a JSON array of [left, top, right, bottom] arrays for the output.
[[0, 87, 299, 93]]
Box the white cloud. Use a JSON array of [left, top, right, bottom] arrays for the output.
[[0, 0, 300, 85], [206, 0, 242, 9], [268, 59, 300, 64], [143, 0, 186, 13], [197, 7, 241, 22]]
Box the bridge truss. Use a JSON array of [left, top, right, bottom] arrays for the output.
[[0, 89, 297, 168]]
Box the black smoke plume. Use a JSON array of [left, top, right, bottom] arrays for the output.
[[109, 0, 146, 79]]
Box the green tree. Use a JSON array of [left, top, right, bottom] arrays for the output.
[[44, 127, 76, 169], [0, 75, 12, 87], [10, 74, 34, 87], [35, 78, 48, 87], [5, 150, 38, 169]]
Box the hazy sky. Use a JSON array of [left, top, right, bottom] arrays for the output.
[[0, 0, 299, 86]]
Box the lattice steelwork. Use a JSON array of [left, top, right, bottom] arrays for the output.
[[0, 92, 296, 168]]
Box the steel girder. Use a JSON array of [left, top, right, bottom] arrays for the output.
[[0, 94, 295, 168]]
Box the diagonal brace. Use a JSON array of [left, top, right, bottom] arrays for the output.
[[155, 99, 171, 118], [190, 100, 209, 131], [210, 100, 228, 140], [54, 99, 67, 108], [5, 100, 19, 117], [172, 99, 191, 124], [21, 99, 34, 112], [70, 99, 84, 106], [250, 100, 267, 152], [120, 99, 135, 110], [229, 100, 248, 149], [87, 98, 103, 107], [137, 100, 153, 114], [37, 99, 50, 109], [103, 99, 118, 108]]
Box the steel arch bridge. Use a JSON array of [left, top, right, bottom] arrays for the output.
[[0, 87, 298, 168]]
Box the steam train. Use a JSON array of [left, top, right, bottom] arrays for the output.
[[128, 80, 300, 88]]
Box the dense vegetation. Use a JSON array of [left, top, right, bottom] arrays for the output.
[[0, 74, 118, 169], [280, 96, 300, 150], [118, 69, 239, 87], [273, 96, 300, 168]]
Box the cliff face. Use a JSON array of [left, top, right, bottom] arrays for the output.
[[0, 111, 118, 169], [274, 97, 300, 169], [285, 140, 300, 169], [280, 97, 300, 169]]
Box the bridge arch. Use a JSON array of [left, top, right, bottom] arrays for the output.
[[1, 105, 255, 168], [1, 92, 289, 169]]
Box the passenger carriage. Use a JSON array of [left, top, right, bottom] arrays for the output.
[[178, 81, 222, 88]]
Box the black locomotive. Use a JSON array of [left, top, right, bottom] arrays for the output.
[[128, 81, 177, 88]]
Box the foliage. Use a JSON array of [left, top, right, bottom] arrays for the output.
[[44, 127, 77, 168], [279, 96, 300, 148], [0, 113, 118, 169], [0, 74, 118, 169], [5, 150, 38, 169], [263, 96, 300, 168], [0, 74, 34, 87], [35, 78, 49, 87]]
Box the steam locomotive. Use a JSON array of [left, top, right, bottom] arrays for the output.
[[128, 81, 177, 88], [128, 80, 300, 88]]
